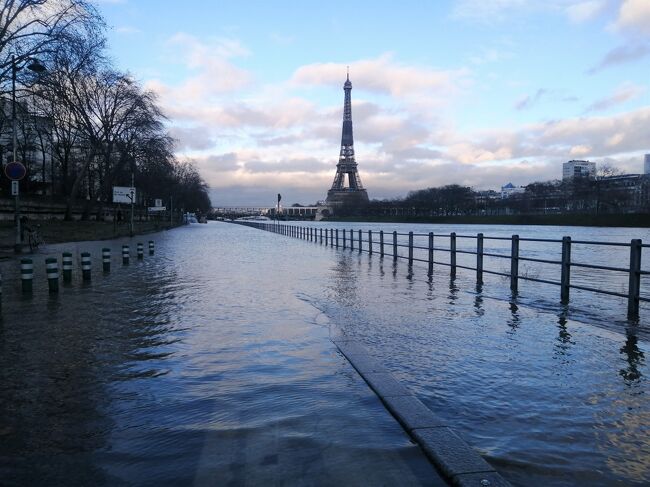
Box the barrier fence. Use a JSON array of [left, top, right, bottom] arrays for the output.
[[233, 221, 648, 320]]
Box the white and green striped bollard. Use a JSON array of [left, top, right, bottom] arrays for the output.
[[62, 252, 73, 283], [20, 258, 33, 293], [122, 245, 130, 265], [45, 257, 59, 293], [102, 248, 111, 272], [81, 252, 91, 281], [148, 240, 154, 255], [137, 242, 144, 259]]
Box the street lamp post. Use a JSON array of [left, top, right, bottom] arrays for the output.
[[11, 54, 46, 253]]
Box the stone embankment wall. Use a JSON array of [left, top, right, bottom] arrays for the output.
[[0, 197, 153, 221]]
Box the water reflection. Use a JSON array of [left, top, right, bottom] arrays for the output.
[[507, 299, 521, 332], [474, 284, 484, 317], [448, 277, 458, 305], [620, 332, 645, 384], [0, 261, 181, 485]]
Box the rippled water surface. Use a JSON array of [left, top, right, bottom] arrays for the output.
[[0, 224, 441, 486], [1, 221, 649, 486]]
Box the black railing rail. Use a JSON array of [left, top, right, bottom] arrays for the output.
[[232, 222, 647, 320]]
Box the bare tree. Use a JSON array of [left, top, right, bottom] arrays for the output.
[[0, 0, 102, 92]]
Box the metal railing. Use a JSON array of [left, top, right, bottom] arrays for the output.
[[232, 221, 648, 320]]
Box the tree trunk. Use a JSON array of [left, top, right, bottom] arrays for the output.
[[65, 148, 96, 221]]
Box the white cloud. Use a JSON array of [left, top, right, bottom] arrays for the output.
[[145, 33, 253, 105], [584, 82, 645, 112], [451, 0, 606, 23], [587, 43, 650, 73], [269, 32, 295, 46], [615, 0, 650, 36], [451, 0, 528, 22], [115, 26, 141, 35], [291, 54, 470, 101], [566, 0, 606, 23]]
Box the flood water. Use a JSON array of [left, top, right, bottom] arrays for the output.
[[2, 221, 650, 486], [0, 224, 442, 486]]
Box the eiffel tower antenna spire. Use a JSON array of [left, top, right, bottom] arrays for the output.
[[326, 69, 369, 207]]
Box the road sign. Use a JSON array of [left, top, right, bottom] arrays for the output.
[[5, 162, 26, 180], [113, 186, 136, 203], [11, 180, 19, 196], [148, 206, 166, 212], [155, 198, 163, 207]]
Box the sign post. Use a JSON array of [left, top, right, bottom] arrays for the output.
[[113, 183, 136, 237], [5, 161, 27, 253]]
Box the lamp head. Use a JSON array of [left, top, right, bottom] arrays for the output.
[[26, 59, 46, 73]]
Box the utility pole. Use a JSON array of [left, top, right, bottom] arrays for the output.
[[130, 172, 134, 237], [12, 55, 20, 253]]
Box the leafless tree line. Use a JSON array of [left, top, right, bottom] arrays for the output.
[[0, 0, 211, 219]]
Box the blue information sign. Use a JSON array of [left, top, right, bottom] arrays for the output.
[[5, 162, 26, 181]]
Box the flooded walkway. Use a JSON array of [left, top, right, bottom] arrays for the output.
[[0, 223, 444, 486]]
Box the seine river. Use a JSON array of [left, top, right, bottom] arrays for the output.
[[1, 221, 649, 486]]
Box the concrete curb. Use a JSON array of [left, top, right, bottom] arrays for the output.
[[334, 338, 511, 487]]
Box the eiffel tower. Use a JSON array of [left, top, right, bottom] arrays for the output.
[[326, 70, 369, 207]]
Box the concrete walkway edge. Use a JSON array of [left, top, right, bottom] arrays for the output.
[[333, 338, 511, 487]]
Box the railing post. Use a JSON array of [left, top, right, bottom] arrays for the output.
[[380, 230, 384, 257], [510, 234, 519, 292], [358, 229, 362, 253], [628, 239, 642, 319], [336, 229, 339, 248], [343, 229, 346, 249], [320, 228, 323, 244], [325, 228, 328, 246], [393, 231, 397, 261], [350, 229, 354, 250], [450, 232, 457, 277], [428, 232, 433, 275], [560, 236, 571, 303], [408, 231, 413, 265], [368, 230, 373, 255], [476, 233, 484, 284]]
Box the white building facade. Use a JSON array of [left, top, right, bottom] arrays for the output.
[[563, 160, 596, 181]]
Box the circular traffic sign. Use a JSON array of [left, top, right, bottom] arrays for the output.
[[5, 162, 26, 181]]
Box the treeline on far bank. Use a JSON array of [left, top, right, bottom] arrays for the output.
[[0, 0, 211, 219], [329, 178, 650, 225]]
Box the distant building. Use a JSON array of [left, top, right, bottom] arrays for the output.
[[0, 97, 53, 194], [597, 174, 650, 210], [563, 160, 596, 181], [500, 182, 525, 199], [644, 154, 650, 175]]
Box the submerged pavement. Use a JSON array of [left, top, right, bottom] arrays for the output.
[[0, 223, 449, 485]]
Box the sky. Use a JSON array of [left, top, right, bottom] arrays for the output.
[[96, 0, 650, 206]]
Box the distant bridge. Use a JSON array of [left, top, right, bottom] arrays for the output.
[[212, 206, 323, 219]]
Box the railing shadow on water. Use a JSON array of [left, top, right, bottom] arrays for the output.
[[232, 221, 649, 325]]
